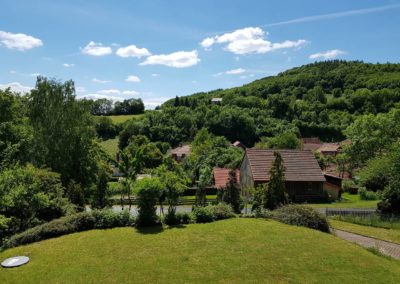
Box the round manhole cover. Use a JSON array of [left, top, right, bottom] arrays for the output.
[[1, 256, 30, 268]]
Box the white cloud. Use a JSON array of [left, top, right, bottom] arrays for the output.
[[151, 73, 159, 77], [63, 63, 74, 68], [143, 98, 167, 109], [82, 93, 124, 102], [75, 86, 87, 94], [98, 89, 121, 95], [140, 50, 200, 68], [92, 78, 111, 84], [116, 44, 151, 58], [126, 75, 141, 82], [0, 82, 32, 93], [122, 90, 139, 96], [309, 49, 345, 60], [201, 37, 215, 50], [10, 70, 41, 77], [226, 68, 246, 75], [0, 31, 43, 51], [201, 27, 306, 55], [82, 41, 112, 56]]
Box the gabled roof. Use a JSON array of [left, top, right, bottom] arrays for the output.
[[213, 167, 240, 189], [244, 149, 326, 182]]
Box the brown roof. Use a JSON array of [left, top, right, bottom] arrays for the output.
[[244, 149, 326, 182], [171, 144, 191, 157], [317, 143, 341, 153], [302, 143, 322, 152], [213, 167, 240, 189]]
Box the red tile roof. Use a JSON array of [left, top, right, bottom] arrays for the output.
[[213, 167, 240, 189], [317, 143, 341, 153], [244, 149, 326, 182], [302, 137, 322, 144], [302, 143, 322, 152]]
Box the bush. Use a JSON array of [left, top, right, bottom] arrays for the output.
[[272, 205, 330, 233], [4, 210, 135, 248], [92, 210, 135, 228], [192, 206, 214, 223], [164, 211, 192, 226], [342, 180, 358, 194], [358, 188, 381, 200], [134, 178, 163, 227], [207, 204, 236, 220]]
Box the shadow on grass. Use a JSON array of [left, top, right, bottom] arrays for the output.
[[135, 225, 164, 234]]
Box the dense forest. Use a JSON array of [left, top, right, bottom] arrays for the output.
[[2, 60, 400, 244]]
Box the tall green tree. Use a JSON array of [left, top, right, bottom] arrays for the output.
[[218, 170, 242, 213], [28, 77, 101, 191], [264, 151, 288, 210]]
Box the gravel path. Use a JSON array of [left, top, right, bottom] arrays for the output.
[[333, 229, 400, 260]]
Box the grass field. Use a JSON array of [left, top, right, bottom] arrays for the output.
[[106, 114, 144, 124], [331, 219, 400, 244], [99, 137, 119, 158], [1, 218, 400, 283], [308, 192, 379, 209]]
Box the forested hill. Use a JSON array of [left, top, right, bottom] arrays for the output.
[[155, 61, 400, 145]]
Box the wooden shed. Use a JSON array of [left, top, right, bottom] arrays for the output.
[[240, 149, 326, 202]]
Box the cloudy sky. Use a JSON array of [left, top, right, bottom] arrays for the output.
[[1, 0, 400, 108]]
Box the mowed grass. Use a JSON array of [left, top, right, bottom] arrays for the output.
[[99, 137, 119, 158], [308, 192, 379, 209], [106, 114, 144, 124], [1, 219, 400, 283], [331, 219, 400, 244]]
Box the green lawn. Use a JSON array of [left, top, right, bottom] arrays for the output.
[[1, 219, 400, 283], [331, 219, 400, 244], [99, 137, 119, 158], [307, 192, 379, 209], [106, 114, 144, 124]]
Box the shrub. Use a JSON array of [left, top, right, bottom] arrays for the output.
[[358, 187, 381, 200], [163, 210, 180, 226], [207, 204, 236, 220], [272, 205, 330, 233], [4, 211, 135, 248], [192, 206, 214, 223], [342, 180, 358, 194], [92, 210, 135, 228], [175, 212, 192, 224], [134, 178, 163, 227]]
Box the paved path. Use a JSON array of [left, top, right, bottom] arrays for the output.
[[333, 229, 400, 260]]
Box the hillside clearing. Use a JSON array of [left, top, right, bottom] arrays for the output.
[[1, 219, 400, 283], [106, 114, 144, 124], [99, 137, 119, 158]]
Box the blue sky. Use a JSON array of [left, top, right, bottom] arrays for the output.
[[1, 0, 400, 108]]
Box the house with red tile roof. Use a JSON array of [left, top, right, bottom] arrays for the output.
[[240, 149, 326, 202]]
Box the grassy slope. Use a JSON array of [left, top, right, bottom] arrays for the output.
[[308, 193, 379, 209], [107, 114, 143, 124], [1, 219, 400, 283], [99, 137, 119, 158], [331, 219, 400, 244]]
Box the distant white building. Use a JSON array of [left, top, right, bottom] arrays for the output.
[[211, 98, 222, 104]]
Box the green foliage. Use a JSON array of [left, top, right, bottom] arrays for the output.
[[342, 180, 358, 194], [254, 131, 301, 149], [378, 143, 400, 214], [272, 205, 330, 233], [358, 188, 381, 201], [133, 177, 163, 226], [359, 154, 391, 192], [0, 165, 73, 237], [94, 116, 120, 140], [28, 77, 105, 192], [191, 206, 214, 223], [207, 204, 236, 220], [264, 152, 288, 210], [4, 210, 135, 248]]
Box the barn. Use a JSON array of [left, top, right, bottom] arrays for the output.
[[240, 149, 326, 202]]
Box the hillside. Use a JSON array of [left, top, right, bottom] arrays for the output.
[[1, 218, 400, 283]]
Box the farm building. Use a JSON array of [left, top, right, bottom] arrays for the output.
[[170, 144, 191, 162], [302, 137, 346, 156], [240, 149, 327, 202]]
